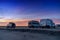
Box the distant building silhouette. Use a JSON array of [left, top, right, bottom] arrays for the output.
[[28, 20, 40, 28], [7, 22, 16, 29], [40, 19, 55, 28]]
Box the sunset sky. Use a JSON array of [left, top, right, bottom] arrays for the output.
[[0, 0, 60, 26]]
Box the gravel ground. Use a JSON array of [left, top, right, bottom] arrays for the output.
[[0, 30, 60, 40]]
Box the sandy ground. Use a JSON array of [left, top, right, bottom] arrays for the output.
[[0, 30, 60, 40]]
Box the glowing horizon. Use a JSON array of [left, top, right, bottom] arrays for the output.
[[0, 18, 59, 26], [0, 0, 59, 26]]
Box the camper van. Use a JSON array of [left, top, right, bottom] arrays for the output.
[[40, 19, 55, 28], [28, 20, 40, 28]]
